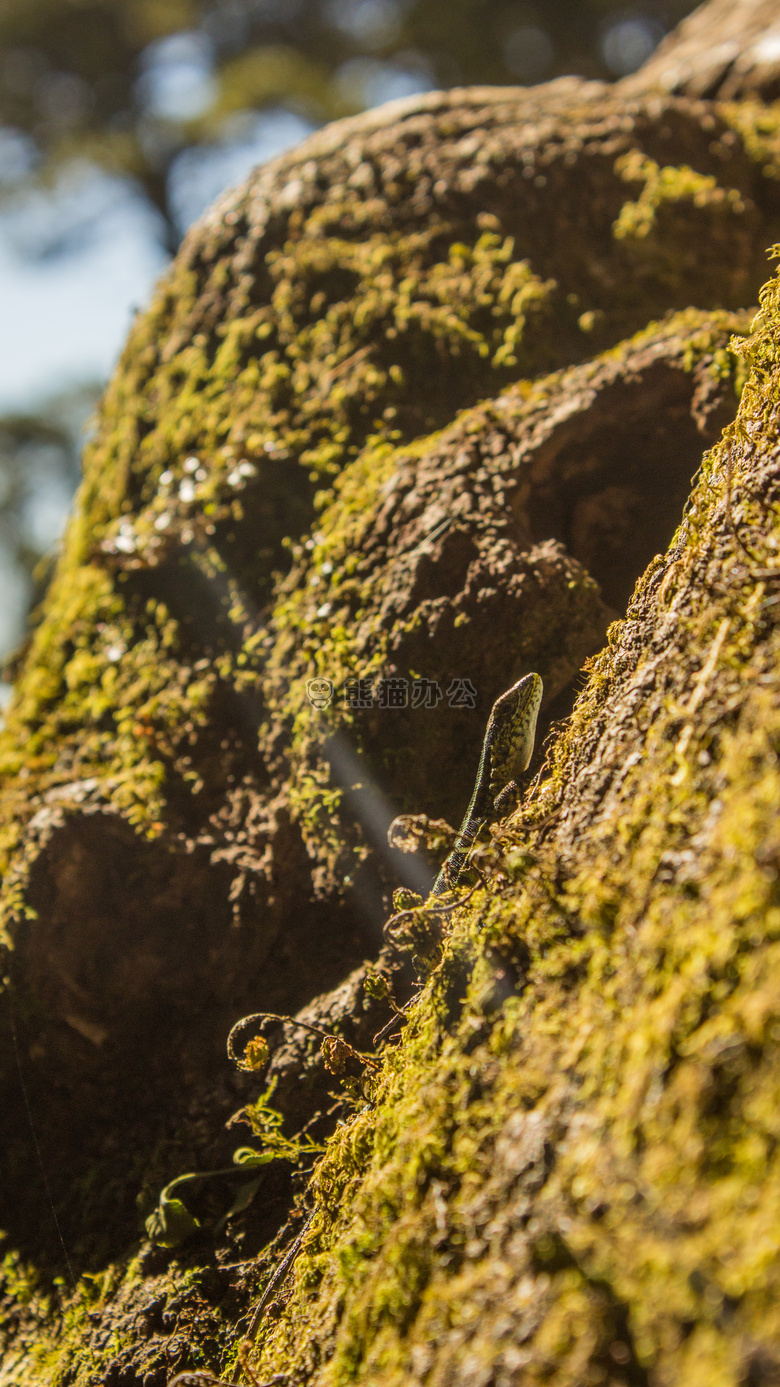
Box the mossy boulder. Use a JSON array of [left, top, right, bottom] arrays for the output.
[[249, 260, 780, 1387], [5, 9, 780, 1383]]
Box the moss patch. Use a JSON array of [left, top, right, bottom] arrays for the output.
[[244, 258, 780, 1387], [3, 84, 780, 1385]]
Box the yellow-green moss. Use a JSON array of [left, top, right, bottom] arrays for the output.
[[236, 263, 780, 1387], [723, 100, 780, 183], [258, 304, 752, 871], [2, 92, 779, 911], [6, 89, 780, 1384]]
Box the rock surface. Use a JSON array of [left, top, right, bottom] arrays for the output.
[[3, 1, 780, 1382]]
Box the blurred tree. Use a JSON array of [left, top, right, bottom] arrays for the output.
[[0, 0, 701, 253]]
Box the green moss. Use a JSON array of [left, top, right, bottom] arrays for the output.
[[1, 93, 778, 910], [236, 264, 780, 1386], [613, 151, 752, 242], [722, 101, 780, 183], [610, 149, 761, 301], [0, 1248, 250, 1387], [0, 285, 751, 927], [0, 211, 568, 923], [258, 305, 752, 873], [6, 91, 780, 1382]]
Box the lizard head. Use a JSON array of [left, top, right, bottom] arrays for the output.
[[487, 672, 544, 791]]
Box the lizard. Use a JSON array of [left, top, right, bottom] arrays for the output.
[[431, 672, 543, 897]]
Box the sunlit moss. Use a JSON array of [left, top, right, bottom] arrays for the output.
[[6, 88, 780, 1384], [244, 259, 780, 1387]]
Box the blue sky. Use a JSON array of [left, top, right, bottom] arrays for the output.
[[0, 109, 313, 415], [0, 182, 164, 413]]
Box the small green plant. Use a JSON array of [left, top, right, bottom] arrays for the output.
[[232, 1085, 326, 1164], [144, 1088, 328, 1248], [145, 1163, 248, 1249]]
